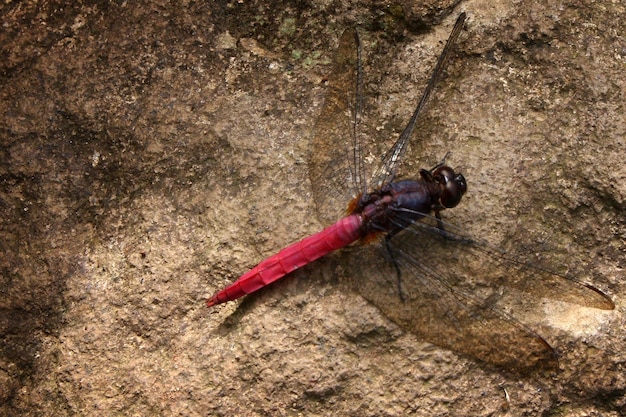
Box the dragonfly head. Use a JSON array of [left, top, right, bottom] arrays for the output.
[[433, 165, 467, 208]]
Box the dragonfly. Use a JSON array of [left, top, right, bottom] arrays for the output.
[[207, 13, 614, 372]]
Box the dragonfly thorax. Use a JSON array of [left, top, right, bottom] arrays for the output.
[[354, 165, 466, 237]]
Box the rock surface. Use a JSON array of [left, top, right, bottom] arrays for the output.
[[1, 1, 624, 416]]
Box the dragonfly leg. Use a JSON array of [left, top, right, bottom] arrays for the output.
[[434, 210, 474, 243], [435, 209, 446, 232], [384, 234, 406, 302], [430, 151, 452, 172]]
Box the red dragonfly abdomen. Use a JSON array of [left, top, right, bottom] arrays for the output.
[[207, 214, 364, 307]]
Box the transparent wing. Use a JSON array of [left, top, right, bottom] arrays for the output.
[[310, 14, 467, 224], [370, 12, 466, 190], [309, 28, 363, 225], [353, 213, 613, 373], [403, 216, 613, 310]]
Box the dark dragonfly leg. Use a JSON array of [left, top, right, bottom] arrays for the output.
[[434, 209, 474, 243], [384, 234, 406, 302]]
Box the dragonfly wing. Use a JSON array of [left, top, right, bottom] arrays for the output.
[[309, 28, 363, 226], [354, 214, 612, 372], [405, 216, 615, 310], [354, 240, 558, 373], [369, 12, 466, 190]]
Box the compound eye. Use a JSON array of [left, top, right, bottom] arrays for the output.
[[434, 166, 467, 208], [433, 166, 455, 182]]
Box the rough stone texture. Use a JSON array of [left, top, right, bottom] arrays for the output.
[[1, 1, 624, 416]]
